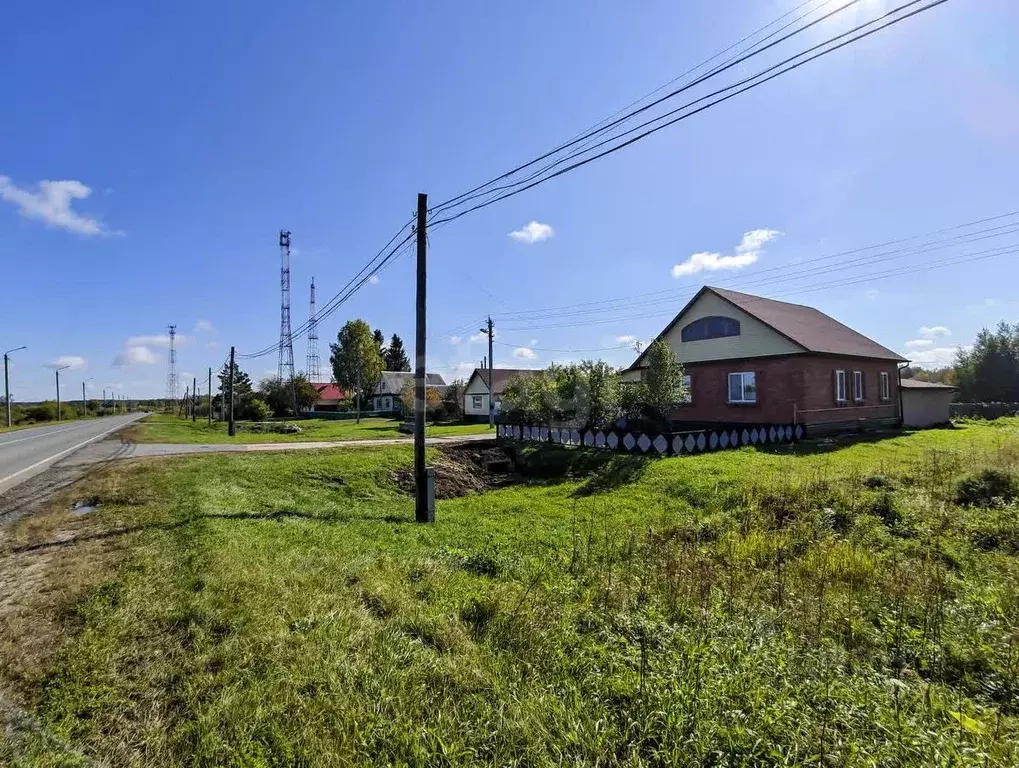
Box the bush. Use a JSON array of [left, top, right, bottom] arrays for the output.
[[955, 468, 1018, 507], [245, 398, 272, 422]]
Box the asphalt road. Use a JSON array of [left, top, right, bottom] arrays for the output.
[[0, 413, 145, 497]]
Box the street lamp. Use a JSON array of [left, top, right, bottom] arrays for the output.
[[54, 365, 70, 421], [3, 346, 26, 428]]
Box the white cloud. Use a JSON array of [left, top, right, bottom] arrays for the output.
[[529, 338, 538, 346], [918, 325, 951, 339], [615, 334, 636, 344], [672, 228, 781, 278], [114, 346, 157, 366], [862, 289, 881, 300], [205, 341, 219, 349], [0, 176, 119, 236], [448, 335, 462, 345], [194, 320, 215, 332], [45, 355, 87, 370], [469, 329, 496, 344], [513, 347, 537, 360], [368, 275, 380, 285], [906, 345, 969, 368], [904, 339, 934, 350], [508, 221, 554, 244]]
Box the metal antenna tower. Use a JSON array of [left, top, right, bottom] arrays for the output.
[[305, 276, 321, 382], [277, 230, 296, 383], [165, 324, 179, 406]]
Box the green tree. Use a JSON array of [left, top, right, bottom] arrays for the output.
[[502, 372, 559, 424], [373, 328, 386, 360], [399, 379, 442, 416], [384, 333, 411, 372], [954, 323, 1019, 402], [634, 339, 686, 424], [442, 378, 466, 420], [217, 362, 254, 414], [258, 374, 320, 416], [580, 359, 620, 427], [330, 319, 385, 408]]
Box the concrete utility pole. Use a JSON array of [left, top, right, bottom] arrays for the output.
[[208, 367, 213, 426], [55, 365, 70, 421], [414, 193, 433, 523], [82, 379, 91, 418], [479, 317, 495, 428], [4, 346, 26, 428], [228, 346, 236, 437]]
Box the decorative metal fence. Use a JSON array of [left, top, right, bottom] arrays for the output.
[[496, 422, 804, 456]]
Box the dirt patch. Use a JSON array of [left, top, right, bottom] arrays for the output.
[[390, 443, 518, 499]]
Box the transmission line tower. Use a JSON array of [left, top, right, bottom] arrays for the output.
[[165, 324, 179, 408], [306, 276, 321, 382], [277, 230, 296, 383]]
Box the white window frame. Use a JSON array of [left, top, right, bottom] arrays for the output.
[[853, 370, 865, 402], [728, 372, 757, 404], [681, 374, 692, 404], [472, 394, 484, 409], [880, 371, 891, 401], [835, 369, 847, 402]]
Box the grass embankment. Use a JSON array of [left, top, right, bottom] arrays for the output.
[[2, 421, 1019, 765], [123, 412, 491, 443]]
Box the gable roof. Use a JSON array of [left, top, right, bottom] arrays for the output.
[[375, 371, 446, 394], [314, 383, 345, 401], [626, 286, 907, 370], [467, 367, 541, 395]]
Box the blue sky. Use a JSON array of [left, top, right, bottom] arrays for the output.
[[2, 0, 1016, 401]]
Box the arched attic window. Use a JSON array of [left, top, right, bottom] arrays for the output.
[[680, 315, 741, 342]]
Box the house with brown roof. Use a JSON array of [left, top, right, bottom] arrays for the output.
[[464, 368, 540, 421], [621, 286, 907, 433]]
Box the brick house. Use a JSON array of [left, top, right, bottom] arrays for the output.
[[620, 286, 907, 433]]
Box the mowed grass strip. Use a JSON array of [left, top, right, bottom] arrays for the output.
[[2, 420, 1019, 765], [123, 412, 492, 443]]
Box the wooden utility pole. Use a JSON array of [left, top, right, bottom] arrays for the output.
[[228, 346, 236, 437], [208, 368, 213, 426], [356, 362, 361, 425], [192, 377, 197, 422], [414, 193, 433, 523], [480, 316, 495, 428]]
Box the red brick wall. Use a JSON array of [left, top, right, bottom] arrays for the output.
[[670, 355, 900, 426]]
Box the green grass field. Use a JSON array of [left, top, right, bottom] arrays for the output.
[[123, 412, 492, 443], [2, 420, 1019, 765]]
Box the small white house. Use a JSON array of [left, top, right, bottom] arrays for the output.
[[900, 378, 956, 428], [369, 371, 447, 414], [464, 368, 539, 421]]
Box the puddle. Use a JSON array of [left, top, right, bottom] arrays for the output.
[[72, 499, 102, 516]]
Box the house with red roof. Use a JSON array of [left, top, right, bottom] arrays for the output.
[[621, 286, 907, 433], [311, 383, 346, 412]]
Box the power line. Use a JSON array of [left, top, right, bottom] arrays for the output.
[[433, 210, 1019, 339], [428, 0, 864, 217], [497, 244, 1018, 334], [495, 220, 1019, 325], [428, 0, 948, 229]]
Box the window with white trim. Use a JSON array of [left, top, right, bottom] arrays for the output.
[[728, 372, 756, 403], [853, 370, 865, 402], [472, 395, 483, 409], [681, 374, 692, 403], [880, 371, 891, 401], [835, 369, 847, 402]]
